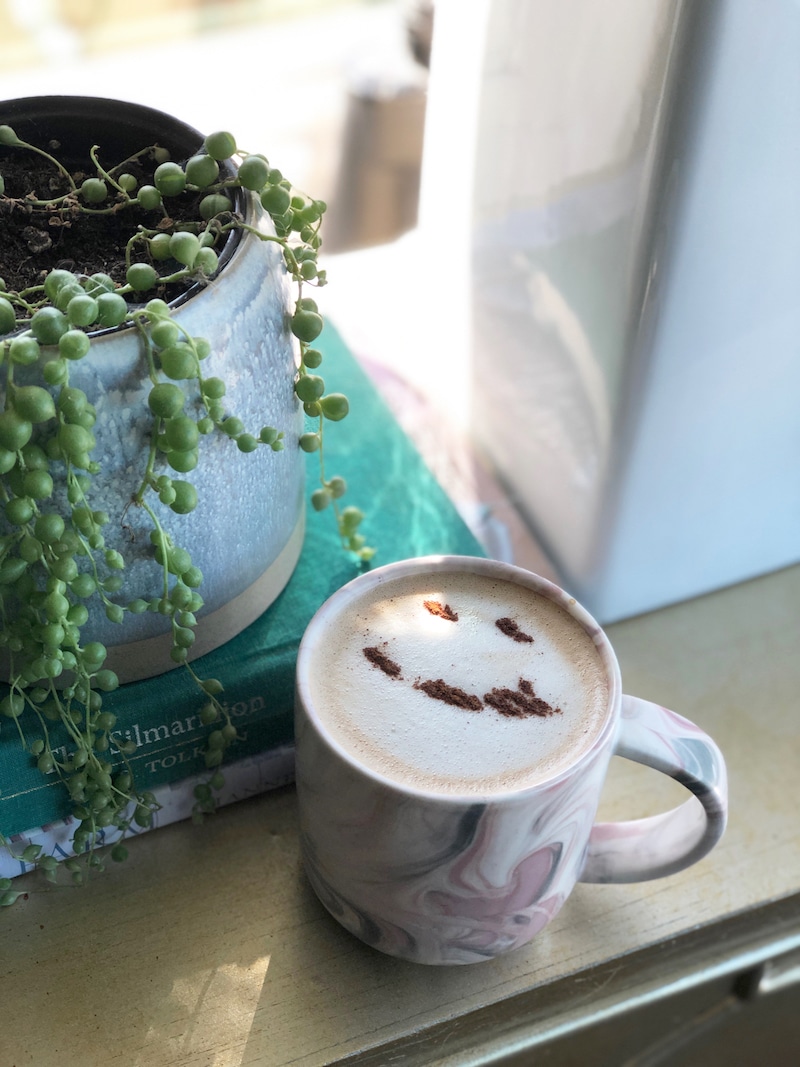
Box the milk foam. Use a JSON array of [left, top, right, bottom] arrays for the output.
[[308, 571, 610, 795]]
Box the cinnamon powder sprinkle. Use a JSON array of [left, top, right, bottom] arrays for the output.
[[423, 600, 459, 622], [495, 617, 534, 643], [483, 677, 560, 718], [363, 646, 402, 678], [414, 678, 483, 711]]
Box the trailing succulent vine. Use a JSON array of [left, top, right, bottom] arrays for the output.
[[0, 123, 373, 900]]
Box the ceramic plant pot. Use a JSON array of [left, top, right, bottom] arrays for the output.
[[0, 96, 305, 682]]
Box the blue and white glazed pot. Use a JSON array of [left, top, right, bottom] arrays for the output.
[[1, 97, 304, 682]]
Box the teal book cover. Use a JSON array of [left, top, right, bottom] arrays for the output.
[[0, 326, 484, 840]]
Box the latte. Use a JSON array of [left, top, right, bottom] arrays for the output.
[[303, 567, 610, 795]]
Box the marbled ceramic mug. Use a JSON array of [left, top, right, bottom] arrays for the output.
[[294, 557, 728, 965]]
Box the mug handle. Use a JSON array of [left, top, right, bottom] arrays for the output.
[[579, 695, 728, 883]]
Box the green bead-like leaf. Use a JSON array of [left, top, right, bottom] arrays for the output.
[[31, 307, 69, 346], [154, 161, 187, 197], [184, 154, 219, 189], [0, 409, 32, 451], [319, 393, 349, 422], [0, 297, 16, 335], [237, 155, 269, 191], [13, 386, 56, 424], [291, 309, 323, 343], [80, 178, 108, 204], [126, 263, 158, 292], [204, 131, 237, 161], [148, 382, 185, 419]]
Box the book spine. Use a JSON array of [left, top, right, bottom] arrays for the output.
[[0, 742, 296, 879], [0, 666, 295, 837]]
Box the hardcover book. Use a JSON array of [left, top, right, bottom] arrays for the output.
[[0, 325, 484, 874]]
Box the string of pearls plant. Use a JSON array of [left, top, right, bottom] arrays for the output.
[[0, 123, 373, 901]]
